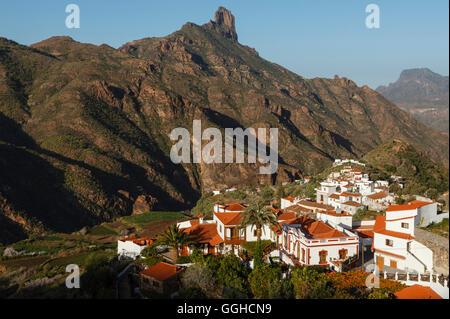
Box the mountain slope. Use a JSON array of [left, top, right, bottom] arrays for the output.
[[376, 68, 449, 132], [362, 139, 448, 196], [0, 7, 448, 243]]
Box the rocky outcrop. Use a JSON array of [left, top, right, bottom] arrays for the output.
[[207, 7, 238, 41], [132, 195, 158, 215]]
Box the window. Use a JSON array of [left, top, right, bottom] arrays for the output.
[[401, 223, 409, 229], [254, 230, 257, 237], [301, 248, 305, 262], [339, 249, 348, 260], [320, 195, 324, 202], [219, 225, 222, 233], [386, 239, 393, 247], [319, 250, 327, 264]]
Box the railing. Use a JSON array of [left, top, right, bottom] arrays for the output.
[[376, 270, 449, 289], [225, 236, 245, 241]]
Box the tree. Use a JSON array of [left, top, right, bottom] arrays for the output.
[[216, 254, 249, 295], [290, 266, 333, 299], [239, 199, 280, 244], [158, 224, 195, 258], [248, 264, 279, 298], [181, 263, 221, 298]]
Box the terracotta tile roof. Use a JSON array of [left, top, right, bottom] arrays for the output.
[[284, 216, 347, 239], [320, 210, 352, 217], [394, 284, 442, 299], [329, 193, 340, 199], [223, 203, 247, 212], [284, 204, 312, 213], [385, 200, 432, 212], [183, 223, 219, 243], [407, 200, 434, 208], [375, 186, 389, 191], [354, 229, 374, 238], [214, 212, 242, 225], [209, 234, 224, 246], [277, 211, 296, 221], [297, 200, 333, 211], [373, 216, 414, 240], [340, 192, 361, 197], [282, 196, 296, 201], [367, 192, 389, 200], [341, 200, 364, 207], [140, 262, 184, 281]]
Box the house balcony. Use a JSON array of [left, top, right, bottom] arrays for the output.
[[224, 236, 246, 245]]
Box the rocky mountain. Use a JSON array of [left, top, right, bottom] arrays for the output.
[[376, 68, 449, 132], [0, 7, 448, 243]]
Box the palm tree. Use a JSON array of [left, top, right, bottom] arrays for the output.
[[158, 224, 195, 258], [238, 199, 281, 243]]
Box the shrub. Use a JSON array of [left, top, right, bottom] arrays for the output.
[[248, 264, 279, 298]]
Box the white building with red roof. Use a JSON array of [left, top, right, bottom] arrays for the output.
[[117, 237, 154, 259], [178, 203, 284, 256], [372, 203, 433, 273], [280, 216, 359, 270]]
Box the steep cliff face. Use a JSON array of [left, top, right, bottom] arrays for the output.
[[0, 8, 448, 242]]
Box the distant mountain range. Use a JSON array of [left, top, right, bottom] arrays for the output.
[[376, 68, 449, 132], [0, 7, 448, 243]]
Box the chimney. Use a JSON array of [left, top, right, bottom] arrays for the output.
[[198, 214, 205, 224]]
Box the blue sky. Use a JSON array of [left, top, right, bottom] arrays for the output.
[[0, 0, 448, 88]]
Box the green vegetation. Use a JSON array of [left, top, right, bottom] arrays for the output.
[[423, 218, 449, 238], [157, 224, 195, 258], [353, 208, 385, 221], [362, 140, 449, 198], [88, 224, 118, 236], [122, 211, 186, 226]]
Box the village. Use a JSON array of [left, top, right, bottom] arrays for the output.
[[116, 159, 450, 299]]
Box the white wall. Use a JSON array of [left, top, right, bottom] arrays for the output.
[[117, 240, 146, 259], [408, 240, 433, 272], [415, 203, 438, 227]]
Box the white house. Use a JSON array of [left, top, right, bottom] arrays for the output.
[[178, 203, 283, 256], [315, 182, 338, 205], [408, 200, 439, 227], [280, 196, 299, 209], [117, 237, 154, 260], [363, 192, 395, 211], [281, 216, 359, 270], [372, 204, 433, 273]]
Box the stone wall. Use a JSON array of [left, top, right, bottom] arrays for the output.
[[414, 227, 449, 276]]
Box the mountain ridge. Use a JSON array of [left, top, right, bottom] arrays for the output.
[[376, 68, 449, 132], [0, 7, 448, 243]]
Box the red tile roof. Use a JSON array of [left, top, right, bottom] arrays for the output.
[[340, 192, 361, 197], [183, 223, 219, 244], [214, 212, 243, 226], [223, 203, 247, 212], [277, 211, 296, 220], [394, 284, 442, 299], [373, 216, 415, 240], [297, 200, 334, 211], [341, 200, 364, 207], [140, 262, 184, 281], [283, 216, 347, 239], [367, 192, 389, 200], [320, 210, 352, 217]]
